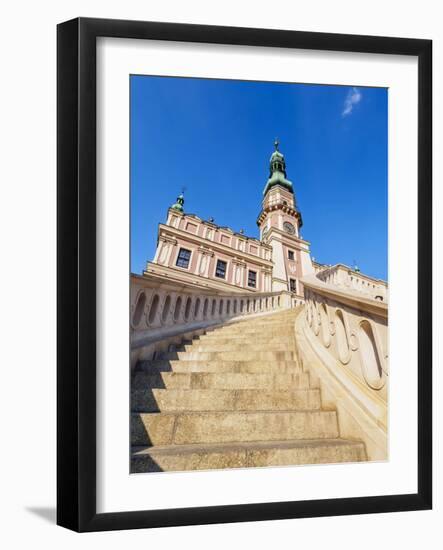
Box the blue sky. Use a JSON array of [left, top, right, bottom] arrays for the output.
[[131, 76, 388, 281]]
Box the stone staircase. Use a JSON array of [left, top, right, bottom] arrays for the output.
[[131, 307, 367, 472]]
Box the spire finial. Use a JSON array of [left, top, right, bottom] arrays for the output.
[[274, 137, 280, 151]]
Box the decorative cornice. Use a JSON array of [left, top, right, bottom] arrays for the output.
[[174, 215, 260, 242], [232, 258, 248, 267], [197, 246, 214, 257], [144, 262, 259, 294], [256, 204, 302, 226], [159, 234, 177, 245], [168, 208, 185, 217], [265, 228, 311, 247]]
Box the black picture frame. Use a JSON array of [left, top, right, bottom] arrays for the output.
[[57, 17, 432, 532]]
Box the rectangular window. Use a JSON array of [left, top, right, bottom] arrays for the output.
[[288, 250, 294, 261], [176, 248, 191, 269], [248, 270, 257, 288], [290, 278, 297, 293], [215, 259, 227, 279]]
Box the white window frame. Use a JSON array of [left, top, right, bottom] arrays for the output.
[[175, 247, 193, 270]]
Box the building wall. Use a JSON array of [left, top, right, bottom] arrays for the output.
[[151, 179, 315, 299], [149, 210, 273, 293]]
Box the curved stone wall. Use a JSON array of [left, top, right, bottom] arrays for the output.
[[296, 275, 388, 460]]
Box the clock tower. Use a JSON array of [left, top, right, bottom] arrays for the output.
[[257, 140, 314, 295]]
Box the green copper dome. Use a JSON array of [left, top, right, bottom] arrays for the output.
[[263, 139, 294, 195], [171, 192, 185, 212]]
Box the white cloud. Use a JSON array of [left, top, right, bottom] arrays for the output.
[[342, 87, 362, 117]]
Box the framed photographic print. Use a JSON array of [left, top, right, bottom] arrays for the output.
[[57, 17, 432, 532]]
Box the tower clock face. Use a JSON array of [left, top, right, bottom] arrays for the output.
[[283, 221, 295, 235]]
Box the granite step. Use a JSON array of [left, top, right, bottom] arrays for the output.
[[213, 319, 296, 327], [131, 388, 321, 413], [159, 350, 297, 361], [131, 410, 339, 446], [132, 371, 312, 390], [215, 322, 295, 329], [131, 438, 367, 472], [137, 359, 303, 374], [181, 343, 296, 352], [211, 329, 296, 337], [198, 334, 296, 342]]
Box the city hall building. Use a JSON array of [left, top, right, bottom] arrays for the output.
[[143, 140, 314, 301]]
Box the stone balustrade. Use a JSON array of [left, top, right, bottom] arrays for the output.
[[131, 273, 296, 368], [295, 274, 388, 460], [315, 263, 388, 302]]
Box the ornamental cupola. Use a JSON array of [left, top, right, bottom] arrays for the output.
[[170, 192, 185, 212], [263, 139, 294, 195], [257, 139, 303, 234]]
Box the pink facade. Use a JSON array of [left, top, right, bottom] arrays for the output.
[[148, 210, 273, 293]]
